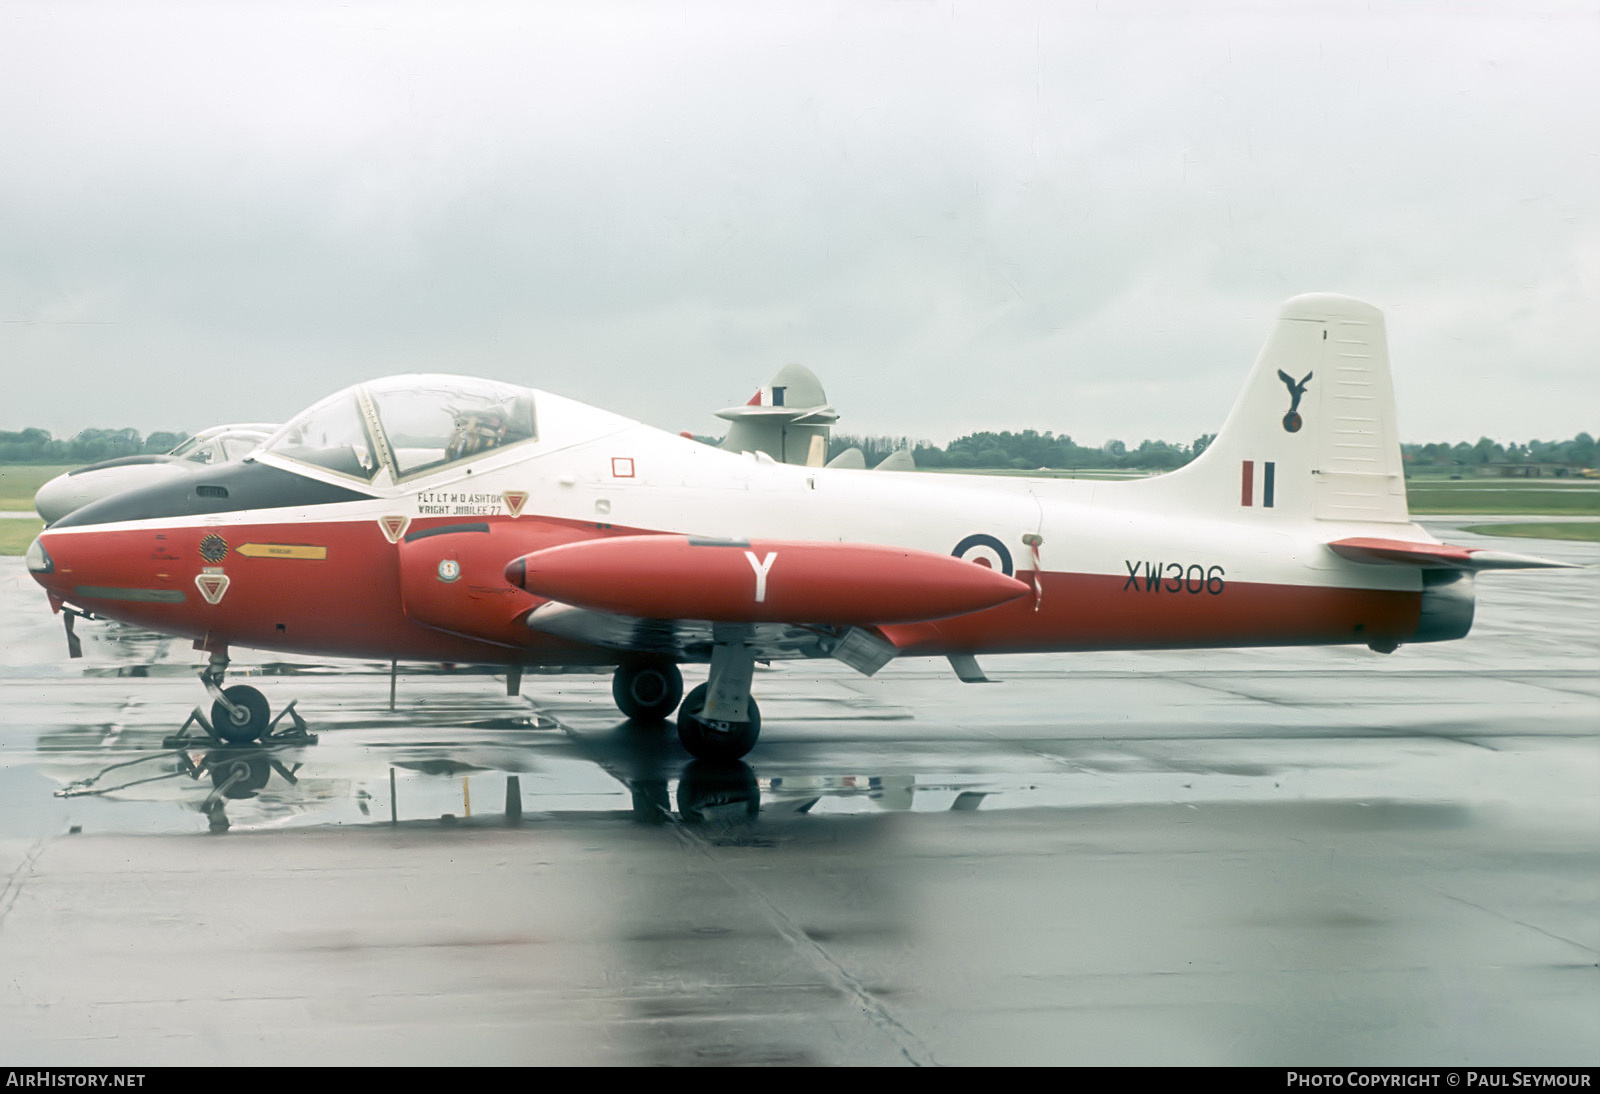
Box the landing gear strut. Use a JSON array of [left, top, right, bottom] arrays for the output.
[[163, 650, 316, 749], [676, 625, 761, 761], [612, 659, 684, 722]]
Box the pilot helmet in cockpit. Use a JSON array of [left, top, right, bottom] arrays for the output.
[[444, 404, 511, 461]]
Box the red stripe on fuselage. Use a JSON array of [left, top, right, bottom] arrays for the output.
[[36, 515, 1422, 664], [35, 515, 630, 664], [882, 569, 1420, 655]]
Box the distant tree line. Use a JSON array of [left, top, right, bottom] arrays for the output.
[[2, 425, 1595, 472], [830, 431, 1218, 471], [1402, 434, 1596, 471], [0, 428, 188, 464], [824, 430, 1597, 472]]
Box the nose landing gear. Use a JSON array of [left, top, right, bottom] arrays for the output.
[[162, 650, 317, 749]]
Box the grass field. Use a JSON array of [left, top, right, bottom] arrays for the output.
[[0, 518, 44, 555], [0, 465, 71, 512], [951, 467, 1599, 514], [1459, 521, 1600, 542], [1405, 481, 1599, 516], [930, 467, 1153, 480]]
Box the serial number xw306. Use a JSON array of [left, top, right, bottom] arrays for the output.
[[1122, 561, 1226, 595]]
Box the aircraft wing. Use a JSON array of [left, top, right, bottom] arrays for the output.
[[523, 602, 900, 675], [1325, 536, 1573, 570]]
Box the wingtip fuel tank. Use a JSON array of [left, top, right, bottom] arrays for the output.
[[506, 535, 1031, 625]]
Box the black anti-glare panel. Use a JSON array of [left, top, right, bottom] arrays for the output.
[[51, 461, 375, 527]]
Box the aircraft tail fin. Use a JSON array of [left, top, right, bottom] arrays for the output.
[[1160, 293, 1409, 524], [716, 363, 840, 467]]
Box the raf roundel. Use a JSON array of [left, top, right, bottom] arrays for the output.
[[951, 533, 1014, 577]]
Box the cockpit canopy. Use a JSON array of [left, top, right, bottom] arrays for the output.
[[168, 423, 278, 466], [263, 376, 538, 483]]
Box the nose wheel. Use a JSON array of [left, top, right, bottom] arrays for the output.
[[211, 685, 271, 743], [163, 650, 317, 749]]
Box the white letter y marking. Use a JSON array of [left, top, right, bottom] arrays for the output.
[[744, 551, 777, 603]]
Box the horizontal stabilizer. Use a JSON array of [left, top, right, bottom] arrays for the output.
[[1326, 537, 1573, 571], [874, 449, 916, 472]]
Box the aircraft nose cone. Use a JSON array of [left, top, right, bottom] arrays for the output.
[[25, 533, 54, 579], [31, 472, 79, 524], [504, 557, 527, 589], [25, 530, 74, 601]]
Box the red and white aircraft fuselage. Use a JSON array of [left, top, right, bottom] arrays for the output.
[[27, 294, 1559, 758]]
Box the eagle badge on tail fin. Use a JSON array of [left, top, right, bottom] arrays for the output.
[[1277, 369, 1313, 433]]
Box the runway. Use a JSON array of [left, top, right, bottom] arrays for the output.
[[0, 520, 1595, 1065]]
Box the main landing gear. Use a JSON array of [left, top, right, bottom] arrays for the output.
[[677, 683, 761, 762], [675, 625, 761, 762], [608, 631, 763, 762], [611, 658, 685, 721], [164, 650, 317, 749]]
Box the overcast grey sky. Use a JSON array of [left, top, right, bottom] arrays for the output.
[[1, 0, 1595, 447]]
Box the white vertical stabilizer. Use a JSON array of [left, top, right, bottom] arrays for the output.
[[1148, 294, 1409, 524]]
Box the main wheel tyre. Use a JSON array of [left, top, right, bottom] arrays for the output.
[[675, 683, 760, 761], [612, 661, 684, 721], [211, 685, 271, 744], [677, 760, 760, 824]]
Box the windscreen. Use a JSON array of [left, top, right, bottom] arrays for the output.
[[263, 393, 381, 481]]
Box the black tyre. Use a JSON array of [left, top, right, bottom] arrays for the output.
[[211, 685, 271, 744], [676, 683, 761, 761], [205, 748, 272, 799], [677, 760, 760, 824], [612, 661, 684, 721]]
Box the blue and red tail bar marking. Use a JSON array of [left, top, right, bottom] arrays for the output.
[[1241, 461, 1275, 508]]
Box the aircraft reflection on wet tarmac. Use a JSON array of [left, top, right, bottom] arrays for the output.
[[48, 735, 774, 834], [37, 677, 956, 836]]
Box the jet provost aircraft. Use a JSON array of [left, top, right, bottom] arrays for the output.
[[34, 423, 279, 525], [25, 294, 1565, 760]]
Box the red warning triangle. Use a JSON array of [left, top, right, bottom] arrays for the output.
[[195, 573, 231, 605], [379, 515, 410, 543], [503, 490, 528, 518]]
